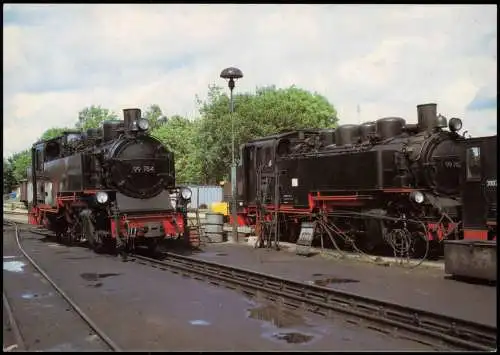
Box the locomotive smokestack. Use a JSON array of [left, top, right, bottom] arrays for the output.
[[123, 108, 141, 130], [417, 103, 437, 132]]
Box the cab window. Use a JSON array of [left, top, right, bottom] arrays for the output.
[[35, 146, 44, 171], [44, 141, 61, 162], [466, 146, 481, 181]]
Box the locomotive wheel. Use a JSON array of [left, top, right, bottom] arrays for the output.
[[92, 233, 106, 254], [360, 211, 388, 254], [65, 226, 74, 246], [82, 216, 105, 254]]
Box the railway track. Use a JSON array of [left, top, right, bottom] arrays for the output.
[[128, 252, 496, 351], [3, 221, 122, 352], [8, 218, 497, 351]]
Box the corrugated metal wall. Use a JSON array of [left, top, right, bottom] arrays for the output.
[[186, 185, 223, 209]]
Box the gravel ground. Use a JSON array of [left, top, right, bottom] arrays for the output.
[[184, 242, 497, 327], [3, 225, 441, 351]]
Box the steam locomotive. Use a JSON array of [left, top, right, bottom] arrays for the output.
[[20, 108, 196, 255], [234, 103, 469, 256]]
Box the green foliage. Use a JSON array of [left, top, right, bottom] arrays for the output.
[[76, 105, 118, 130], [150, 116, 203, 184], [6, 85, 338, 186], [3, 159, 16, 194], [144, 104, 167, 130], [195, 84, 338, 182], [40, 127, 71, 141], [7, 150, 32, 184]]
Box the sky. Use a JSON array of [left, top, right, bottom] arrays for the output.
[[3, 4, 497, 158]]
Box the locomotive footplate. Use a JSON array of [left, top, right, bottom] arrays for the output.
[[296, 222, 316, 256]]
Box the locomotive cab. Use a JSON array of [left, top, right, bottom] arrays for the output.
[[444, 135, 497, 282]]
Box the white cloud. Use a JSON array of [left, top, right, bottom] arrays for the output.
[[3, 4, 497, 157]]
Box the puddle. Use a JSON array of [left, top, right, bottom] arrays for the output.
[[310, 274, 359, 286], [189, 319, 211, 326], [21, 292, 54, 300], [247, 304, 306, 328], [3, 256, 17, 259], [313, 277, 359, 286], [88, 282, 103, 288], [80, 273, 121, 281], [86, 334, 99, 342], [3, 261, 26, 273], [21, 293, 37, 299], [247, 301, 325, 345], [46, 243, 63, 247], [3, 344, 18, 352], [272, 332, 314, 344], [66, 257, 91, 260], [44, 342, 81, 352], [200, 252, 227, 258]]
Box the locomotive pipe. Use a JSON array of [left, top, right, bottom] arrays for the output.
[[123, 108, 141, 131], [31, 147, 37, 207], [417, 103, 438, 132], [403, 123, 419, 134]]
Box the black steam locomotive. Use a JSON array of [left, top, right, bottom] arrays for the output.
[[20, 108, 196, 254], [235, 103, 466, 256]]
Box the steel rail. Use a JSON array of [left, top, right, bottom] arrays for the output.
[[11, 220, 496, 351], [3, 292, 26, 352], [130, 252, 496, 351], [6, 221, 122, 352]]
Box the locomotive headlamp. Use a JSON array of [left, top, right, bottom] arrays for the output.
[[410, 191, 425, 204], [180, 187, 192, 200], [448, 118, 462, 132], [96, 191, 109, 204], [137, 119, 149, 131]]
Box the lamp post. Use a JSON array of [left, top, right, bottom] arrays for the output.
[[220, 67, 244, 243]]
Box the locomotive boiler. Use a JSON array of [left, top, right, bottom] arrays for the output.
[[235, 103, 466, 257], [20, 108, 196, 254]]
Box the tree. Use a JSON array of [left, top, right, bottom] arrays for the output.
[[40, 127, 71, 141], [195, 84, 338, 182], [7, 150, 32, 184], [150, 116, 203, 184], [3, 159, 16, 194], [76, 105, 118, 130], [144, 104, 167, 130]]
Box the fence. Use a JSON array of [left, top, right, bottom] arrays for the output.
[[181, 185, 223, 210]]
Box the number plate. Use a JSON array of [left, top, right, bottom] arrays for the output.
[[296, 222, 316, 256]]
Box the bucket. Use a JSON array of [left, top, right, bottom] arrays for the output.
[[206, 212, 224, 225], [204, 224, 223, 234], [205, 232, 224, 243], [203, 212, 225, 243]]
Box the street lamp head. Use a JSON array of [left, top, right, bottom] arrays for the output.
[[220, 67, 244, 80]]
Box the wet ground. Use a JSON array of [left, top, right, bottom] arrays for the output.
[[2, 225, 110, 352], [3, 225, 440, 351], [184, 242, 497, 327]]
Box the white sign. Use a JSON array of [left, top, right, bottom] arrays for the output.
[[291, 178, 298, 187], [486, 179, 497, 187]]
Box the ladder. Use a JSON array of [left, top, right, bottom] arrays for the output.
[[186, 209, 202, 249], [255, 165, 280, 250]]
